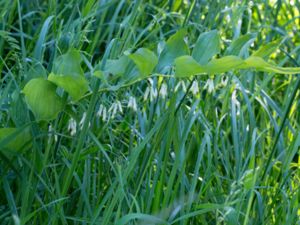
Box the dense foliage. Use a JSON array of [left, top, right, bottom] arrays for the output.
[[0, 0, 299, 224]]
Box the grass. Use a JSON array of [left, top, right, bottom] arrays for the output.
[[0, 0, 300, 224]]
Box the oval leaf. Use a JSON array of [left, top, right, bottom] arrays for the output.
[[192, 30, 221, 65], [48, 73, 89, 101], [128, 48, 158, 78], [157, 29, 189, 72], [23, 78, 64, 120], [52, 48, 84, 76]]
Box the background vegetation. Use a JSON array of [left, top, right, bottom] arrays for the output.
[[0, 0, 299, 224]]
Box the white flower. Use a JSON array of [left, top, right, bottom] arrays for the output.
[[127, 96, 137, 111], [97, 104, 107, 121], [79, 112, 88, 129], [150, 86, 158, 101], [190, 80, 199, 95], [144, 86, 150, 101], [102, 107, 107, 121], [48, 125, 58, 142], [97, 104, 104, 117], [68, 118, 77, 136], [116, 100, 123, 113], [204, 79, 214, 93], [232, 90, 241, 116], [159, 83, 168, 98], [175, 80, 187, 92], [109, 101, 123, 119], [144, 78, 158, 102], [221, 76, 228, 87]]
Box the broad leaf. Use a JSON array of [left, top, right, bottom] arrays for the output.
[[192, 30, 221, 65], [50, 49, 88, 101], [48, 73, 89, 101], [128, 48, 158, 78], [204, 56, 244, 74], [175, 55, 300, 77], [225, 33, 256, 57], [175, 55, 244, 77], [0, 127, 31, 153], [52, 48, 84, 76], [238, 56, 300, 74], [157, 29, 189, 72], [23, 78, 64, 120], [174, 56, 204, 77]]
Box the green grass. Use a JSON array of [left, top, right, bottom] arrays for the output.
[[0, 0, 300, 224]]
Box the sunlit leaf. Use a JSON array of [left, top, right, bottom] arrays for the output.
[[48, 73, 89, 101], [192, 30, 221, 64], [175, 55, 300, 77], [128, 48, 158, 78], [175, 55, 244, 77], [238, 56, 300, 74], [204, 56, 244, 74], [50, 49, 88, 101], [23, 78, 64, 120]]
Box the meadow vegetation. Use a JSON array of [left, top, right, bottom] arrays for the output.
[[0, 0, 299, 224]]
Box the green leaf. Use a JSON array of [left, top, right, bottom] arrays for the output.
[[252, 39, 282, 58], [204, 56, 245, 74], [0, 127, 31, 153], [52, 48, 84, 76], [225, 33, 256, 56], [175, 55, 300, 77], [23, 78, 64, 120], [48, 73, 89, 101], [157, 29, 189, 71], [50, 49, 88, 101], [175, 55, 244, 77], [174, 55, 204, 77], [105, 56, 131, 76], [128, 48, 158, 78], [238, 56, 300, 74], [192, 30, 221, 65]]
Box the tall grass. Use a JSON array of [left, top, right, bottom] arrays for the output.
[[0, 0, 299, 224]]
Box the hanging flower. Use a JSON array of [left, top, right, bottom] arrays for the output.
[[144, 78, 158, 102], [159, 83, 168, 98], [109, 100, 123, 119], [221, 76, 229, 87], [68, 118, 77, 136], [204, 79, 214, 93], [48, 125, 58, 142], [97, 104, 107, 122], [190, 80, 199, 95], [127, 96, 137, 111], [175, 80, 187, 92]]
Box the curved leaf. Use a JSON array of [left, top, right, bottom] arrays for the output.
[[50, 49, 88, 101], [128, 48, 158, 77], [238, 56, 300, 74], [48, 73, 89, 101], [192, 30, 221, 65], [175, 55, 300, 77], [157, 29, 189, 71], [52, 48, 84, 76], [175, 55, 244, 77], [225, 33, 256, 57], [23, 78, 64, 120]]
